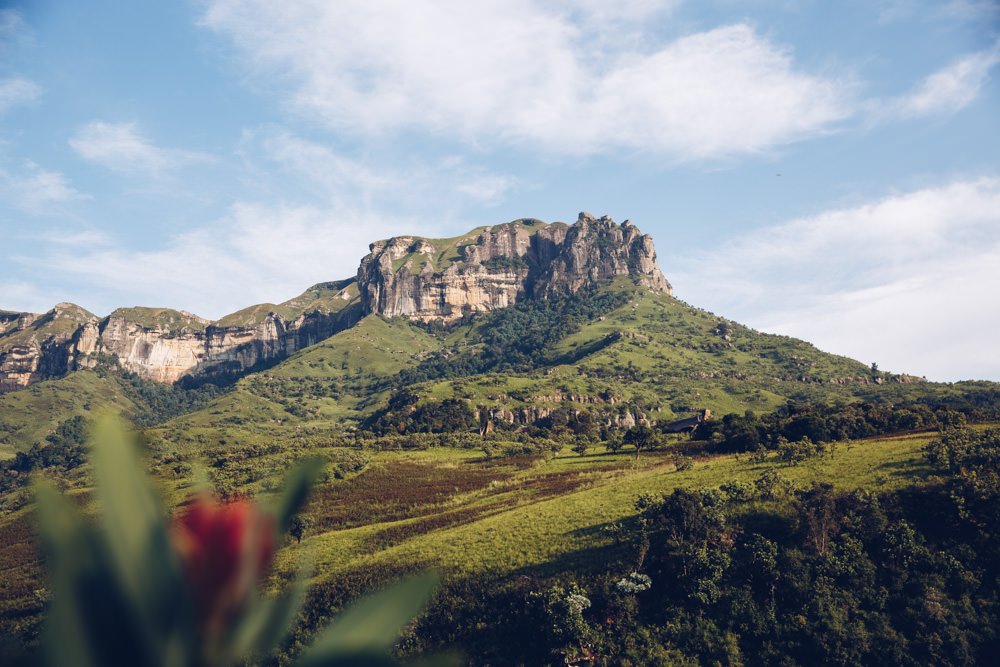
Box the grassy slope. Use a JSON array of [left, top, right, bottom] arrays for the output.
[[212, 280, 358, 328], [150, 315, 445, 449], [263, 430, 938, 581], [0, 371, 137, 457], [154, 279, 984, 450], [409, 281, 940, 421]]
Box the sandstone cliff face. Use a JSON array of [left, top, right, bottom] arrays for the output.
[[533, 214, 671, 297], [0, 282, 360, 392], [0, 303, 95, 392], [358, 213, 670, 321], [71, 304, 356, 384]]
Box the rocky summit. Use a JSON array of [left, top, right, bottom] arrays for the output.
[[358, 212, 670, 321], [0, 213, 669, 391]]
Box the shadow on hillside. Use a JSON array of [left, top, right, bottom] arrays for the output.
[[875, 458, 933, 480], [507, 540, 635, 580]]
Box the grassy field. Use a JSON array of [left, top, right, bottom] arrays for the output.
[[269, 429, 938, 586], [0, 419, 973, 645], [0, 371, 138, 455]]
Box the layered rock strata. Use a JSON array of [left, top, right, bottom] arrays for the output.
[[0, 282, 360, 391], [358, 213, 670, 321]]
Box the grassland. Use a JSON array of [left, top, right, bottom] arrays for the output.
[[212, 279, 358, 328], [270, 430, 937, 584], [0, 422, 948, 644], [0, 371, 137, 456]]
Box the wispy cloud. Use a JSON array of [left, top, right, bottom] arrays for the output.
[[201, 2, 852, 161], [16, 201, 433, 319], [0, 279, 51, 315], [890, 43, 1000, 118], [69, 121, 211, 173], [0, 76, 40, 113], [670, 177, 1000, 381], [242, 126, 519, 208], [0, 162, 88, 213]]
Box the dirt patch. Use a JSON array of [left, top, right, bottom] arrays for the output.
[[0, 513, 44, 636], [309, 461, 510, 532], [362, 502, 509, 551]]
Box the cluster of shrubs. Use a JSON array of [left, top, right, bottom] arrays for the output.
[[397, 428, 1000, 665], [0, 416, 90, 493], [696, 395, 1000, 457], [395, 286, 631, 384], [364, 394, 478, 435]]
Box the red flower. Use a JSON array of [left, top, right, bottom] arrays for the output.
[[171, 494, 275, 636]]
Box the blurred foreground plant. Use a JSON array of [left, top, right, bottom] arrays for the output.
[[34, 418, 445, 667]]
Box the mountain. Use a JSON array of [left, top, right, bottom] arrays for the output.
[[0, 303, 96, 392], [2, 213, 942, 437], [1, 212, 670, 392], [0, 280, 361, 393], [4, 214, 1000, 665]]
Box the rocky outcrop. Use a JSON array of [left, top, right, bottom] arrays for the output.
[[358, 213, 671, 321], [0, 303, 95, 392], [71, 303, 357, 384], [533, 214, 671, 298], [0, 282, 361, 392]]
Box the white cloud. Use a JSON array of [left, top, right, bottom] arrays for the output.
[[670, 178, 1000, 381], [0, 279, 51, 315], [69, 121, 210, 173], [893, 44, 1000, 117], [201, 1, 852, 160], [22, 202, 432, 319], [0, 76, 40, 113], [33, 228, 110, 247], [243, 126, 518, 207], [0, 162, 87, 213]]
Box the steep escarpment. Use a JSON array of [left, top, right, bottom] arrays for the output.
[[1, 212, 671, 391], [0, 281, 361, 392], [357, 213, 670, 321], [0, 303, 96, 392]]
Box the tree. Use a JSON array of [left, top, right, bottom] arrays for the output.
[[289, 514, 314, 544], [624, 424, 657, 461]]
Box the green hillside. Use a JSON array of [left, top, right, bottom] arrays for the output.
[[153, 278, 948, 451], [2, 273, 999, 664], [0, 370, 136, 457], [212, 279, 358, 328]]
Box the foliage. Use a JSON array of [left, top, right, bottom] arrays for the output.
[[366, 397, 477, 435], [394, 287, 630, 385], [696, 398, 1000, 455], [116, 370, 226, 427], [0, 416, 90, 493], [28, 419, 443, 666]]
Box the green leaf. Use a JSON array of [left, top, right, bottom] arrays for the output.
[[88, 417, 189, 660], [226, 575, 307, 662], [271, 456, 326, 536], [297, 573, 439, 666], [35, 483, 96, 667]]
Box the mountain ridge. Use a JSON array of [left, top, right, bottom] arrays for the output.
[[0, 213, 669, 392]]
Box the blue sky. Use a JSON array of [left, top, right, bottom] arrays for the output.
[[1, 1, 998, 381]]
